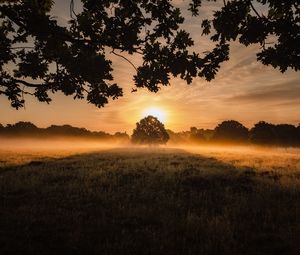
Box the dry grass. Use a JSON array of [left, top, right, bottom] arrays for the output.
[[0, 144, 299, 255]]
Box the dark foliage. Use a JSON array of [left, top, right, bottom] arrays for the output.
[[0, 0, 224, 109], [131, 115, 169, 145], [250, 121, 300, 146], [193, 0, 300, 72], [0, 0, 298, 109], [0, 121, 129, 141], [167, 128, 214, 144], [213, 120, 249, 143], [1, 119, 299, 146], [189, 126, 206, 142], [5, 121, 38, 132], [274, 124, 298, 145], [250, 121, 277, 144], [168, 120, 300, 147]]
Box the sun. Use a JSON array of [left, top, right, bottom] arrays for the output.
[[142, 107, 167, 123]]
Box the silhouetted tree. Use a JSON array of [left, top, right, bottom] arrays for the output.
[[0, 122, 117, 140], [213, 120, 248, 143], [275, 124, 298, 146], [131, 116, 169, 145], [190, 127, 205, 142], [298, 124, 300, 145], [1, 0, 298, 109], [250, 121, 276, 144], [46, 125, 90, 137], [166, 129, 181, 144], [113, 132, 130, 142], [2, 121, 38, 136], [8, 121, 37, 131]]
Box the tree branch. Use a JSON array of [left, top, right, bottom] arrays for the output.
[[110, 50, 137, 71], [0, 90, 8, 96], [13, 79, 43, 88], [2, 8, 27, 30], [249, 1, 262, 18], [70, 0, 78, 19], [9, 46, 35, 50]]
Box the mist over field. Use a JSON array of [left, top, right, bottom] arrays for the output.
[[1, 137, 300, 171]]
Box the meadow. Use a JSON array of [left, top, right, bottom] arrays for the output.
[[0, 140, 299, 255]]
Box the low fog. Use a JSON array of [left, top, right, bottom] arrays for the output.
[[1, 137, 300, 154], [1, 137, 299, 169]]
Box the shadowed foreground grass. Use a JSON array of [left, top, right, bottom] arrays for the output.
[[0, 148, 299, 255]]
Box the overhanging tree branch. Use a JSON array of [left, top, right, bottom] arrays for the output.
[[0, 0, 298, 110], [13, 79, 44, 88], [249, 0, 262, 18], [110, 50, 138, 71], [9, 46, 35, 50]]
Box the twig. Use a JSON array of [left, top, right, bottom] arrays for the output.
[[110, 50, 137, 71], [14, 79, 41, 87], [9, 46, 34, 50], [21, 86, 26, 110], [249, 1, 261, 18], [0, 90, 8, 95], [70, 0, 77, 19]]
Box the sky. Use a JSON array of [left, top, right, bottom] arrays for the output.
[[0, 0, 299, 133]]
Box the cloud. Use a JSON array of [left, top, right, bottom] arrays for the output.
[[226, 80, 300, 104]]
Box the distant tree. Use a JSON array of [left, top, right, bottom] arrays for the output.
[[190, 127, 205, 142], [166, 129, 180, 143], [92, 131, 112, 139], [0, 123, 3, 134], [250, 121, 276, 144], [45, 124, 90, 136], [1, 0, 298, 109], [2, 121, 38, 136], [202, 129, 215, 141], [166, 129, 187, 144], [113, 132, 130, 141], [213, 120, 248, 143], [131, 116, 169, 145], [275, 124, 298, 146], [8, 121, 37, 131], [190, 127, 197, 133], [298, 124, 300, 145]]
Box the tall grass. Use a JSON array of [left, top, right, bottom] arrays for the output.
[[0, 146, 299, 255]]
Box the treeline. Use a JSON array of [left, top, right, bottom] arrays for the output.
[[167, 120, 300, 147], [1, 120, 300, 147], [0, 122, 129, 142]]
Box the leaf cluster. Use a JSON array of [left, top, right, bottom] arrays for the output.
[[197, 0, 300, 72]]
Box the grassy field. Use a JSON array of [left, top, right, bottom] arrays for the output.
[[0, 143, 299, 255]]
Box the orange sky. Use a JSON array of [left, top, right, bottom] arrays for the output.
[[0, 0, 299, 133]]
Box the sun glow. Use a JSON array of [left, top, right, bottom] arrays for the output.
[[142, 107, 167, 123]]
